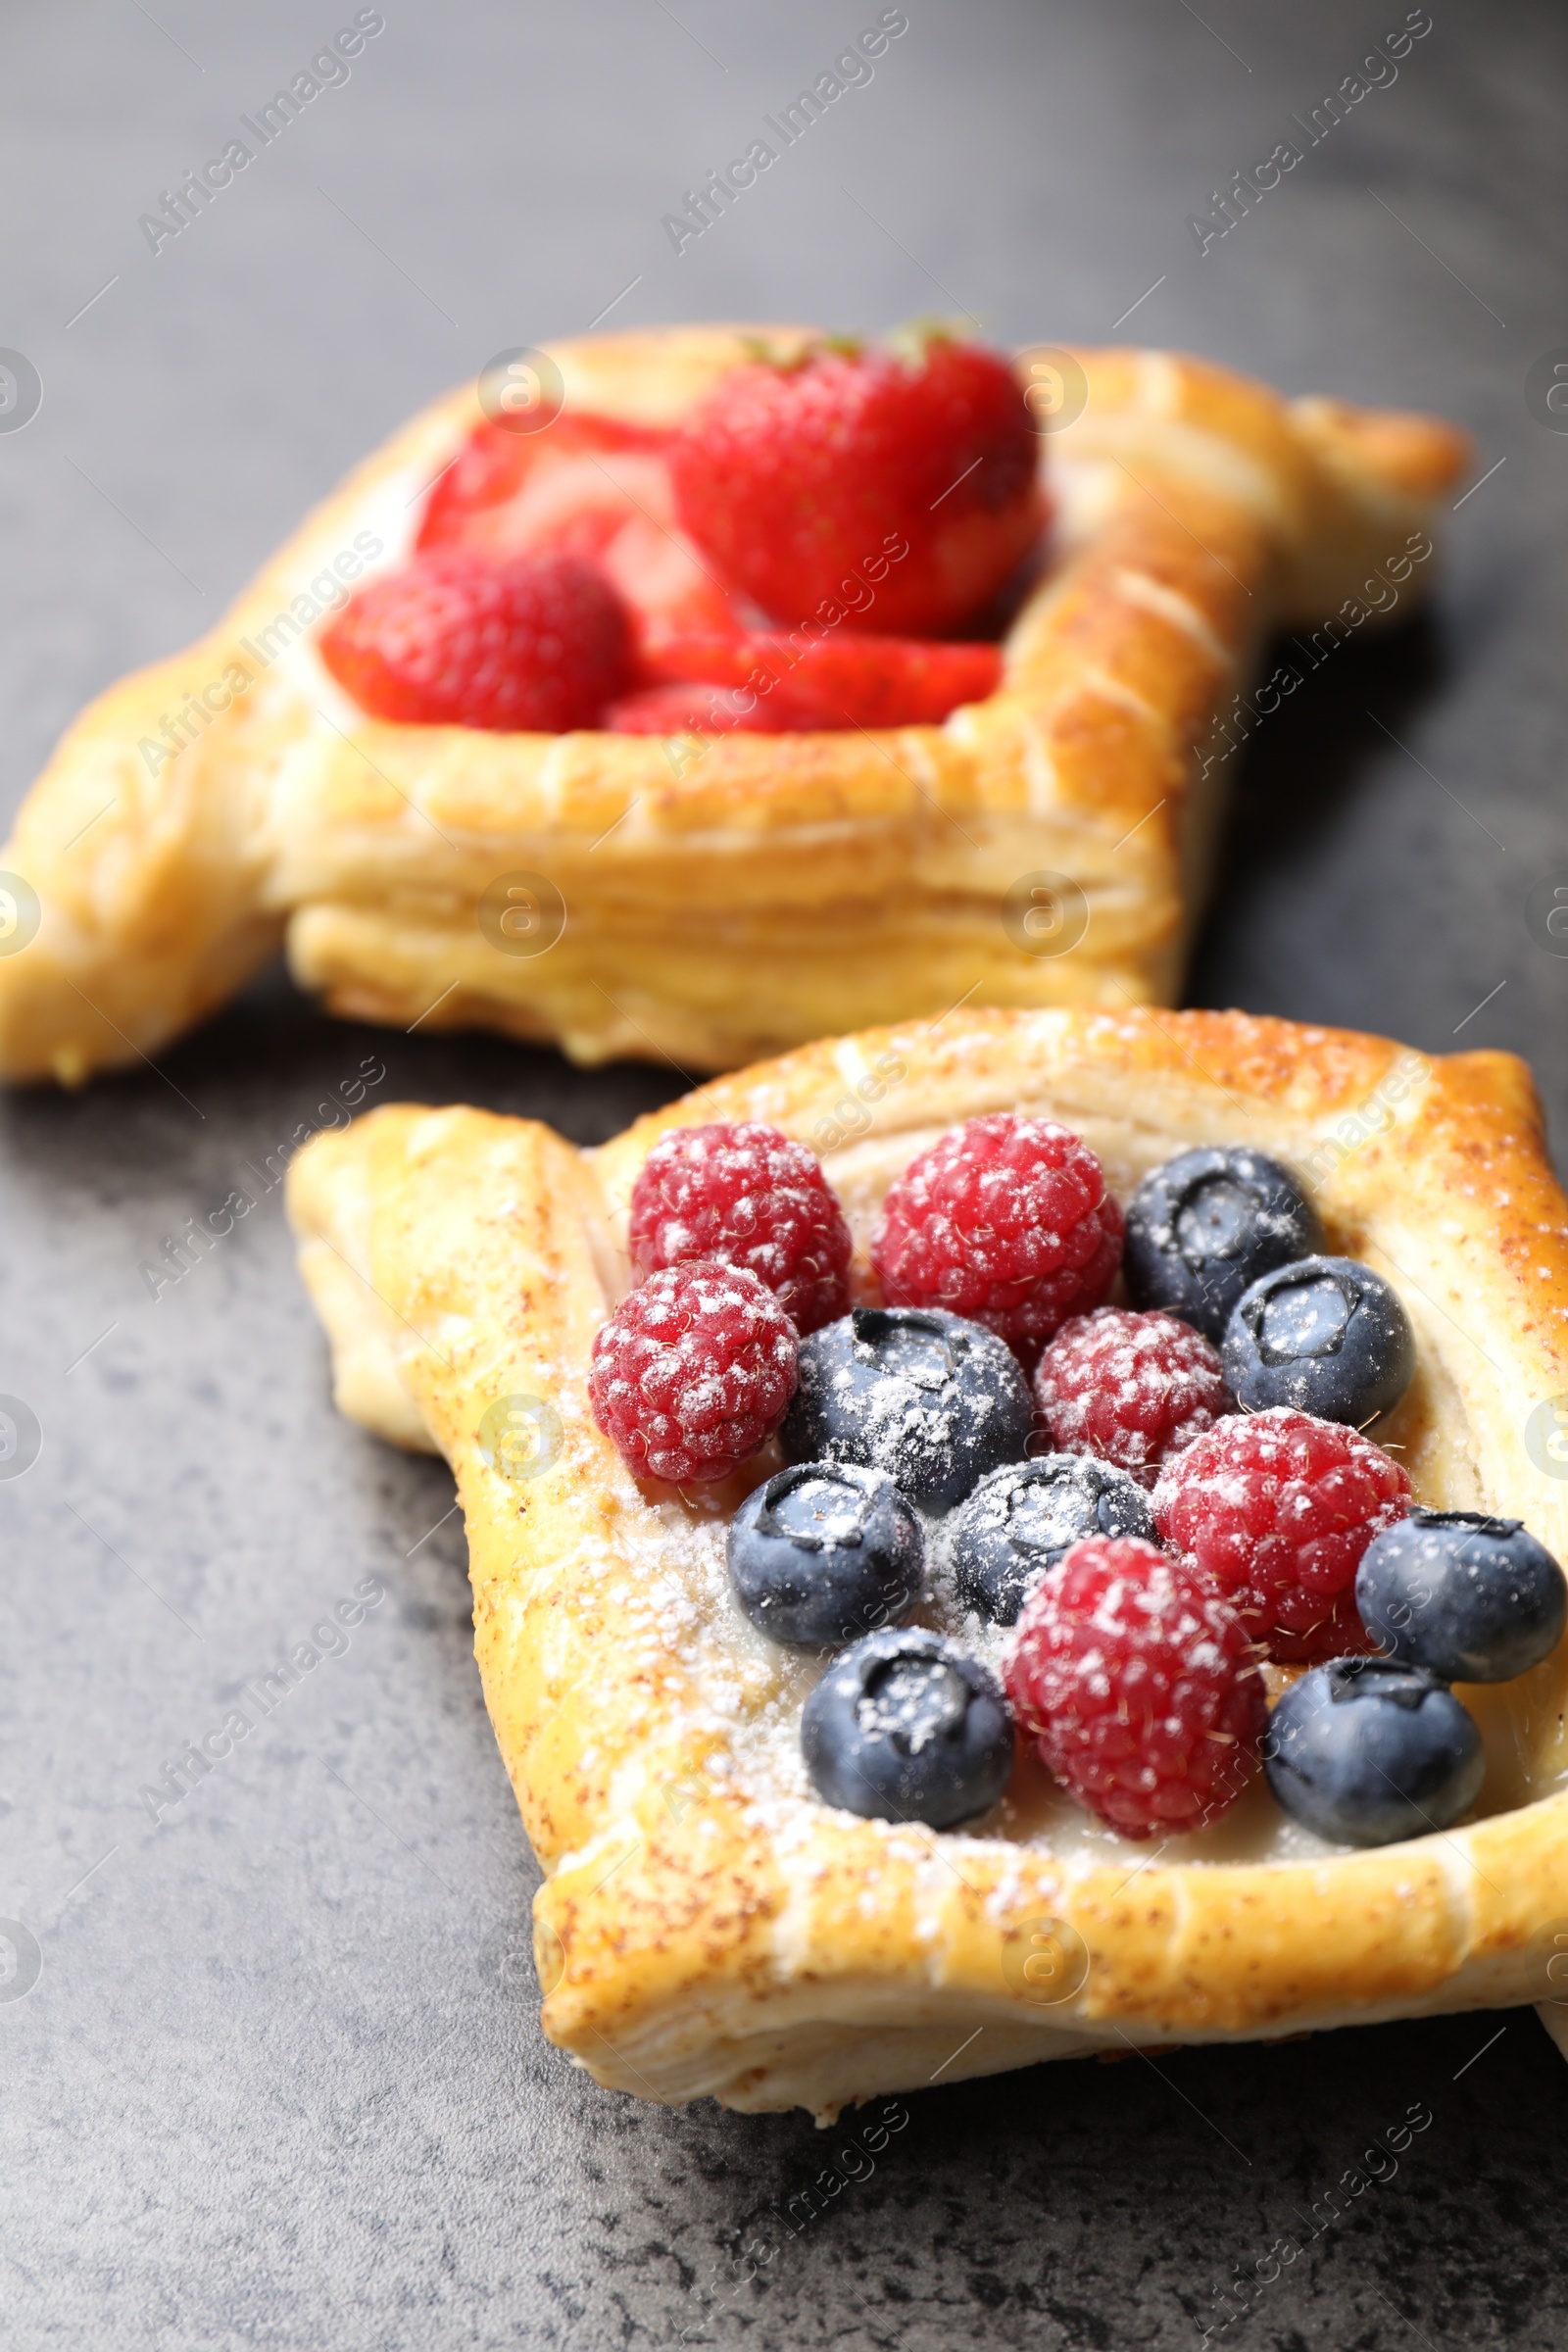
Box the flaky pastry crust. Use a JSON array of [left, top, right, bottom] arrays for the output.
[[287, 1007, 1568, 2120], [0, 331, 1466, 1085]]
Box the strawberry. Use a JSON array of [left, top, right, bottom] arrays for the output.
[[593, 515, 741, 652], [639, 630, 1002, 726], [606, 680, 828, 735], [418, 412, 744, 652], [417, 414, 667, 557], [319, 550, 633, 732], [667, 335, 1044, 638]]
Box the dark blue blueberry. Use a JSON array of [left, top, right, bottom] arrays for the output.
[[1123, 1148, 1323, 1342], [946, 1454, 1156, 1625], [781, 1307, 1034, 1515], [1355, 1508, 1567, 1684], [1262, 1656, 1484, 1847], [801, 1627, 1014, 1829], [726, 1461, 924, 1648], [1222, 1255, 1415, 1426]]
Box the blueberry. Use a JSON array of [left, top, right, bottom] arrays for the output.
[[1263, 1656, 1484, 1847], [946, 1454, 1156, 1625], [782, 1307, 1035, 1515], [801, 1627, 1015, 1829], [1222, 1255, 1415, 1425], [1124, 1148, 1323, 1342], [1356, 1508, 1567, 1684], [727, 1461, 924, 1648]]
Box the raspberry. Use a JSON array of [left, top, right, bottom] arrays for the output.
[[1152, 1408, 1411, 1665], [669, 335, 1043, 637], [1034, 1307, 1230, 1489], [1005, 1538, 1266, 1838], [871, 1114, 1123, 1364], [627, 1123, 852, 1335], [587, 1261, 798, 1486], [319, 550, 632, 732]]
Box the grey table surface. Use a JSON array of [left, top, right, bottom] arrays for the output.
[[2, 1, 1566, 2344]]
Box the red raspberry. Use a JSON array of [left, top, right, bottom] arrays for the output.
[[319, 550, 632, 732], [627, 1122, 852, 1335], [1153, 1407, 1411, 1664], [669, 335, 1043, 637], [1034, 1308, 1230, 1489], [587, 1261, 798, 1486], [1005, 1538, 1266, 1838], [871, 1115, 1123, 1364]]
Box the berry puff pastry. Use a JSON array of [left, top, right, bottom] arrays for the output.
[[286, 1006, 1568, 2121], [0, 327, 1467, 1085]]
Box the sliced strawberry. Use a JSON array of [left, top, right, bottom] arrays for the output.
[[643, 630, 1002, 726], [418, 414, 667, 551], [418, 411, 746, 654], [594, 516, 743, 652], [604, 630, 1001, 735], [605, 682, 810, 735]]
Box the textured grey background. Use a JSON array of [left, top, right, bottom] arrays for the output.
[[1, 1, 1566, 2345]]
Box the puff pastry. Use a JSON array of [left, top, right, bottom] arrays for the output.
[[286, 1006, 1568, 2120], [0, 330, 1467, 1086]]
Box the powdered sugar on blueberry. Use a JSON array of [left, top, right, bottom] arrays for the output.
[[782, 1306, 1034, 1515]]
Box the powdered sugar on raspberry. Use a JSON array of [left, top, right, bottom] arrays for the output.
[[1004, 1537, 1267, 1838], [1153, 1406, 1411, 1664], [588, 1260, 798, 1485], [871, 1113, 1124, 1363], [628, 1120, 852, 1335], [1035, 1307, 1230, 1488]]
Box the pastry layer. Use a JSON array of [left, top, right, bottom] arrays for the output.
[[287, 1006, 1568, 2119], [0, 332, 1468, 1083]]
